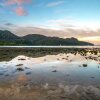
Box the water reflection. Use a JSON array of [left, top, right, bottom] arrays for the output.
[[0, 47, 100, 100], [0, 51, 100, 85]]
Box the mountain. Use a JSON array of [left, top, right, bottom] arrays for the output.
[[0, 30, 19, 41], [22, 34, 93, 45], [0, 30, 93, 46]]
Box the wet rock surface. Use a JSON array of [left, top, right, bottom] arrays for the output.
[[0, 83, 100, 100]]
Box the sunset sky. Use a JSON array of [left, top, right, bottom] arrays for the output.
[[0, 0, 100, 45]]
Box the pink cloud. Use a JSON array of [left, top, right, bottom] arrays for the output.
[[6, 0, 31, 5], [4, 0, 32, 16], [15, 6, 28, 16]]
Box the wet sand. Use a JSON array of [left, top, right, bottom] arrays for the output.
[[0, 47, 100, 100]]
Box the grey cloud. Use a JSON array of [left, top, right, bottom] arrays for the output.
[[5, 23, 15, 26]]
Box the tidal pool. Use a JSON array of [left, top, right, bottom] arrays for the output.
[[0, 47, 100, 100]]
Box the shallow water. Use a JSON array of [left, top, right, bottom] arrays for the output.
[[0, 47, 100, 100], [0, 53, 100, 85]]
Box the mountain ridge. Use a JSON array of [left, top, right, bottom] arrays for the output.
[[0, 30, 94, 46]]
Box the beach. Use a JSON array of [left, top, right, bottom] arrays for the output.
[[0, 47, 100, 100]]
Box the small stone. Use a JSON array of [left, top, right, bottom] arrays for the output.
[[16, 64, 23, 66], [17, 68, 24, 71], [26, 72, 31, 75], [60, 95, 67, 99], [83, 64, 87, 67], [52, 70, 57, 72], [5, 74, 9, 76], [18, 58, 26, 60], [25, 67, 30, 69]]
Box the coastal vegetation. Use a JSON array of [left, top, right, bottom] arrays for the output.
[[0, 30, 93, 46]]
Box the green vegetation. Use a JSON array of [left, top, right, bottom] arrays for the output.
[[0, 30, 93, 46]]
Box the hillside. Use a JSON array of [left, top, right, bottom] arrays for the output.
[[0, 30, 93, 46], [0, 30, 20, 41]]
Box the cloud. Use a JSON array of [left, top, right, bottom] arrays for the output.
[[14, 6, 28, 16], [8, 25, 99, 37], [5, 23, 14, 26], [11, 26, 100, 44], [5, 0, 31, 5], [47, 18, 100, 31], [47, 1, 64, 7], [4, 23, 17, 27], [2, 0, 32, 16]]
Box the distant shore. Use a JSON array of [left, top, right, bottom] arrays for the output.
[[0, 45, 100, 48]]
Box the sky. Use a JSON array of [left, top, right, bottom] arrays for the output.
[[0, 0, 100, 45]]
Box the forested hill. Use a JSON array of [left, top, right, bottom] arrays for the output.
[[0, 30, 93, 46]]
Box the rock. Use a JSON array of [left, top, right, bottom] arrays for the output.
[[16, 64, 23, 66], [60, 95, 67, 99], [83, 64, 87, 67], [62, 58, 65, 59], [26, 72, 31, 75], [25, 67, 30, 69], [52, 70, 57, 72], [18, 58, 26, 60], [5, 74, 9, 76], [17, 68, 24, 71]]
